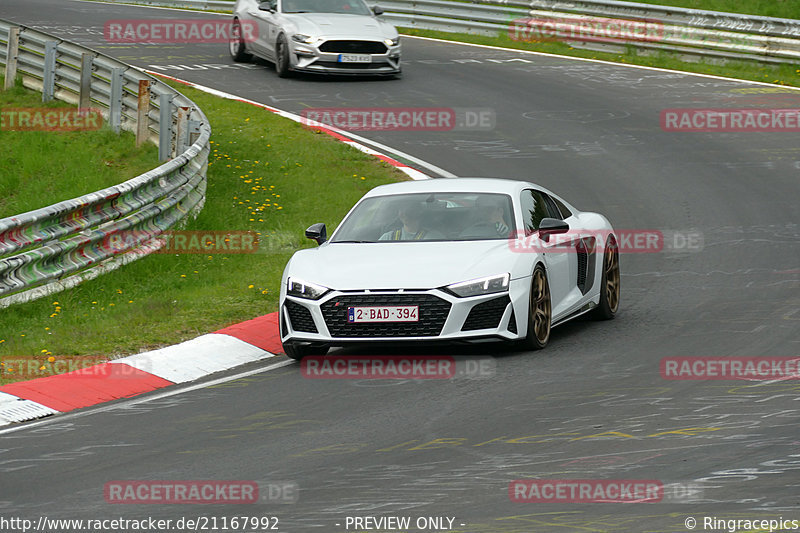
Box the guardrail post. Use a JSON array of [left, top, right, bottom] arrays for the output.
[[42, 41, 58, 102], [175, 106, 190, 155], [109, 67, 124, 133], [78, 52, 93, 109], [3, 27, 20, 91], [158, 92, 174, 161], [136, 80, 151, 147]]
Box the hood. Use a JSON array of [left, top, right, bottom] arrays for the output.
[[286, 13, 396, 40], [284, 240, 535, 291]]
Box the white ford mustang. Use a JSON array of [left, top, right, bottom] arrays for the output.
[[279, 178, 620, 359], [229, 0, 401, 77]]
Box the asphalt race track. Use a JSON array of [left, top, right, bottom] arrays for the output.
[[1, 1, 799, 531]]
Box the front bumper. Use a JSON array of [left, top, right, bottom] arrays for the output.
[[280, 281, 529, 346], [289, 40, 401, 75]]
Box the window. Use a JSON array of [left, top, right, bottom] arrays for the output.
[[540, 192, 572, 220], [550, 195, 573, 219], [520, 189, 551, 233]]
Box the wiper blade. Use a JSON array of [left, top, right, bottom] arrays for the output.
[[333, 240, 374, 243]]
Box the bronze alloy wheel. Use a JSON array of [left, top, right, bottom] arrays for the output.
[[604, 239, 620, 313], [593, 236, 620, 320], [521, 265, 551, 350]]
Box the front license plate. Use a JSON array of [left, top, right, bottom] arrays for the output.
[[348, 305, 418, 323], [338, 54, 372, 63]]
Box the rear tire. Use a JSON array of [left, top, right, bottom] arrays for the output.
[[275, 35, 292, 78], [519, 264, 551, 350], [592, 235, 620, 320], [229, 19, 252, 62]]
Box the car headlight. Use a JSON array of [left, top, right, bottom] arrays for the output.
[[292, 34, 319, 44], [384, 37, 399, 47], [287, 277, 329, 300], [444, 273, 510, 298]]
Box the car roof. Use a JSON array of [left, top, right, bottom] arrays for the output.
[[363, 177, 548, 198]]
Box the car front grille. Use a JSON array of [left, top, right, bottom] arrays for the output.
[[320, 293, 450, 337], [319, 40, 387, 54], [285, 300, 318, 333], [462, 295, 511, 331], [313, 61, 389, 70]]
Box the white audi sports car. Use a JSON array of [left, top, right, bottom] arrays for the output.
[[229, 0, 401, 77], [279, 178, 620, 359]]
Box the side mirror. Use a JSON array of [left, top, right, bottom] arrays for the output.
[[538, 218, 569, 242], [259, 1, 275, 12], [305, 223, 327, 245], [372, 5, 384, 15]]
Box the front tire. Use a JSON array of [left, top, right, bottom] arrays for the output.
[[229, 19, 252, 62], [283, 341, 329, 361], [275, 35, 292, 78], [520, 264, 551, 350], [592, 235, 620, 320]]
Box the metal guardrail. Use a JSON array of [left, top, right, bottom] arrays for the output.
[[0, 18, 210, 307], [93, 0, 800, 64], [379, 0, 800, 64]]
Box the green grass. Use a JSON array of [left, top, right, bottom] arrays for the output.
[[168, 0, 800, 18], [619, 0, 799, 19], [0, 78, 160, 218], [0, 78, 406, 383], [400, 28, 800, 88]]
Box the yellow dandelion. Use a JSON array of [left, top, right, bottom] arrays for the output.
[[248, 284, 254, 289], [48, 356, 55, 362], [180, 274, 186, 278]]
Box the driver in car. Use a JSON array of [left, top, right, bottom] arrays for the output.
[[460, 196, 510, 238]]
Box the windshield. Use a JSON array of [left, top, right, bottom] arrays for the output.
[[331, 192, 515, 243], [281, 0, 373, 15]]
